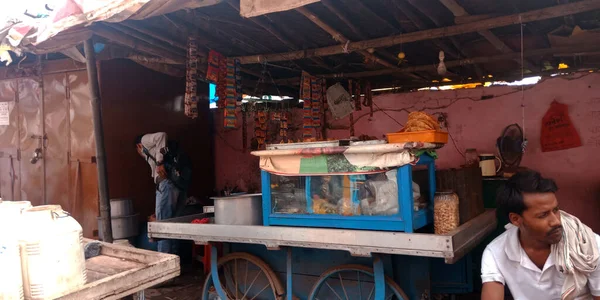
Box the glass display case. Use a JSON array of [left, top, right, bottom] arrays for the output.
[[261, 154, 436, 232]]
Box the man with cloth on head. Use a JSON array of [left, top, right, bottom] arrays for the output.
[[481, 170, 600, 300]]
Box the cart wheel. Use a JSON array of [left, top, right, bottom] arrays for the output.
[[307, 264, 408, 300], [201, 252, 286, 300]]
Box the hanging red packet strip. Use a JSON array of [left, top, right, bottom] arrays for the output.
[[223, 58, 237, 128], [184, 37, 199, 119], [301, 71, 313, 140], [255, 110, 268, 149], [280, 112, 289, 142], [540, 101, 582, 152], [311, 77, 322, 132]]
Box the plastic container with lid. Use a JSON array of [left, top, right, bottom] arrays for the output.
[[19, 205, 86, 299], [0, 201, 32, 300], [433, 191, 460, 234]]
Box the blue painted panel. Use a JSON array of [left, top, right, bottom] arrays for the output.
[[262, 170, 272, 226], [268, 215, 406, 231], [261, 154, 436, 232], [392, 255, 431, 300], [430, 254, 473, 294]]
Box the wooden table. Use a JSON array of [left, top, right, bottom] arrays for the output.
[[57, 239, 180, 300]]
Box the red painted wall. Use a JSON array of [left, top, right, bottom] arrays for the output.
[[100, 59, 214, 220], [214, 72, 600, 231]]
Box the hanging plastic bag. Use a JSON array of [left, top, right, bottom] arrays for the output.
[[540, 101, 582, 152]]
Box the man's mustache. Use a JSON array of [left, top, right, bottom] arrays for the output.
[[548, 226, 563, 236]]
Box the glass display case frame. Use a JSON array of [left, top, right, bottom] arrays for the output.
[[260, 154, 436, 232]]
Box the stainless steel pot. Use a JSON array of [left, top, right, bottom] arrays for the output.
[[211, 193, 262, 225], [97, 213, 139, 240], [110, 198, 134, 217]]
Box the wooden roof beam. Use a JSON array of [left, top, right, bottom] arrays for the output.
[[225, 0, 333, 71], [320, 0, 423, 80], [295, 6, 397, 69], [235, 0, 600, 64], [558, 0, 577, 27], [437, 0, 538, 72], [119, 22, 187, 51], [274, 44, 600, 81], [396, 0, 484, 78], [92, 25, 185, 63], [103, 23, 185, 58], [169, 14, 263, 55]]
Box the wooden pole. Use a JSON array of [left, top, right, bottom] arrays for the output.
[[274, 45, 600, 81], [83, 39, 113, 243], [236, 0, 600, 64]]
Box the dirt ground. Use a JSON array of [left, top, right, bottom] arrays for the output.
[[143, 265, 205, 300], [139, 263, 484, 300]]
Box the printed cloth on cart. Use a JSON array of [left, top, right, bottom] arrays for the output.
[[251, 142, 439, 176]]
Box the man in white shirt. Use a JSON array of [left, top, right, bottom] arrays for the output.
[[135, 132, 190, 254], [481, 170, 600, 300]]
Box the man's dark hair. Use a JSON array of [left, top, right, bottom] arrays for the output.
[[134, 135, 144, 147], [496, 170, 558, 219]]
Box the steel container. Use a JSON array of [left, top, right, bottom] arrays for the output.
[[97, 213, 139, 239], [110, 198, 134, 217], [211, 194, 262, 225]]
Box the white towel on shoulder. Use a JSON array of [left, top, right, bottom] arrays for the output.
[[552, 211, 599, 300]]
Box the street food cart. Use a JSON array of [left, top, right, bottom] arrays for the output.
[[148, 140, 497, 300]]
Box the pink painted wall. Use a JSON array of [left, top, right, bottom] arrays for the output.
[[214, 72, 600, 231]]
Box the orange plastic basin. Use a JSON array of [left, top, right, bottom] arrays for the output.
[[386, 130, 449, 144]]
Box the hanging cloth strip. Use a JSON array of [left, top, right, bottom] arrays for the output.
[[223, 58, 238, 128], [184, 36, 199, 119]]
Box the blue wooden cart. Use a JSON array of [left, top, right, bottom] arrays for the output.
[[149, 209, 496, 299], [148, 142, 496, 299]]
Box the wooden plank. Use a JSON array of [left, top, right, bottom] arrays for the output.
[[86, 256, 145, 275], [97, 239, 172, 265], [235, 0, 600, 64], [446, 209, 497, 264], [148, 221, 452, 257], [86, 270, 109, 283], [57, 239, 180, 300]]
